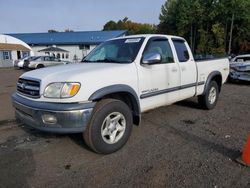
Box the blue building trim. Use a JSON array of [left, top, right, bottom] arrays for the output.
[[8, 30, 127, 46]]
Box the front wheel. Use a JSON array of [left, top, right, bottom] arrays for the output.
[[83, 99, 133, 154], [198, 81, 219, 110]]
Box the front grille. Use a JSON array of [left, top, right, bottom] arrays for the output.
[[17, 78, 40, 98]]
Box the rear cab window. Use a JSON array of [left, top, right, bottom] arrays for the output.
[[172, 39, 190, 62]]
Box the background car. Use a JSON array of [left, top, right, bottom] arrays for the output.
[[14, 56, 36, 69], [23, 56, 70, 69], [230, 54, 250, 64], [229, 54, 250, 82]]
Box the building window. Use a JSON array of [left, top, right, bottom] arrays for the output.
[[73, 54, 78, 60], [22, 51, 30, 58], [66, 54, 69, 59], [57, 53, 61, 59], [79, 45, 90, 50], [62, 53, 64, 59], [3, 51, 11, 60]]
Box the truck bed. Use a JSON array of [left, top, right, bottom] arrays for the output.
[[196, 58, 229, 95]]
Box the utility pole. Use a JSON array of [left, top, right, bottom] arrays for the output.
[[228, 13, 234, 55]]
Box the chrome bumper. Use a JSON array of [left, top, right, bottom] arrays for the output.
[[12, 93, 95, 133]]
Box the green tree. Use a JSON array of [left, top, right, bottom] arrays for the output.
[[159, 0, 204, 52], [158, 0, 250, 55], [48, 29, 58, 33], [211, 23, 226, 55], [64, 28, 74, 32], [103, 21, 117, 30], [103, 17, 157, 35]]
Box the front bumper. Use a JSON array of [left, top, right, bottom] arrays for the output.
[[230, 71, 250, 81], [12, 93, 95, 133]]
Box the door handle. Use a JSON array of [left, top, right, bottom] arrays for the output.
[[181, 67, 186, 71], [172, 67, 178, 72]]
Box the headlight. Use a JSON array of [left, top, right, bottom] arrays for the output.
[[44, 82, 80, 98]]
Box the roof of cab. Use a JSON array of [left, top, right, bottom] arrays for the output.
[[111, 34, 185, 41]]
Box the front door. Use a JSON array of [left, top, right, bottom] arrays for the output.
[[137, 37, 181, 112]]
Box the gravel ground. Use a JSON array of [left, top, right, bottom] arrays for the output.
[[0, 68, 250, 188]]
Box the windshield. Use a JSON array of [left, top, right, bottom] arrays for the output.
[[82, 37, 145, 63]]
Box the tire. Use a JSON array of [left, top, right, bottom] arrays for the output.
[[83, 99, 133, 154], [227, 75, 234, 83], [36, 64, 44, 69], [198, 81, 219, 110]]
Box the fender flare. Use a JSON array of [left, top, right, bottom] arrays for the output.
[[202, 71, 222, 95], [88, 84, 141, 115]]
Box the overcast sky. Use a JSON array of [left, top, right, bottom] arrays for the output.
[[0, 0, 165, 34]]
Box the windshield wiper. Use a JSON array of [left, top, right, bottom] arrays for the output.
[[95, 58, 121, 63], [82, 58, 131, 63], [98, 58, 132, 63], [81, 59, 92, 63]]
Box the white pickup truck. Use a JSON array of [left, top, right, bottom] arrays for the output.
[[12, 34, 229, 154]]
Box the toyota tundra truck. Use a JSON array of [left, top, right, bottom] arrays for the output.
[[12, 34, 229, 154]]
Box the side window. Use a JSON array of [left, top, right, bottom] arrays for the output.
[[44, 56, 50, 61], [173, 39, 190, 62], [243, 57, 250, 62], [144, 38, 174, 64], [236, 58, 243, 62], [50, 56, 56, 61]]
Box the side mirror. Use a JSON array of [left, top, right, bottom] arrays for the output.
[[142, 52, 162, 65]]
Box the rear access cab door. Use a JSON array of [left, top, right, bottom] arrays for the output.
[[171, 38, 199, 100]]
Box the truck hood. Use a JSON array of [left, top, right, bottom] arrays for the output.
[[20, 62, 138, 103], [21, 63, 128, 81]]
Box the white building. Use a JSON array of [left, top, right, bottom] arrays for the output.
[[0, 34, 33, 67], [9, 30, 127, 62]]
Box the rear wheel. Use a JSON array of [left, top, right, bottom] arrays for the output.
[[83, 99, 133, 154], [198, 81, 219, 110], [36, 64, 44, 69]]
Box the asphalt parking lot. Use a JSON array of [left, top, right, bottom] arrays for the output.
[[0, 68, 250, 188]]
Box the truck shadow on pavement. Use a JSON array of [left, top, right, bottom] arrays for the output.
[[226, 80, 250, 86], [0, 148, 35, 188], [68, 133, 94, 152], [175, 99, 202, 110], [167, 124, 241, 160], [19, 125, 93, 152]]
